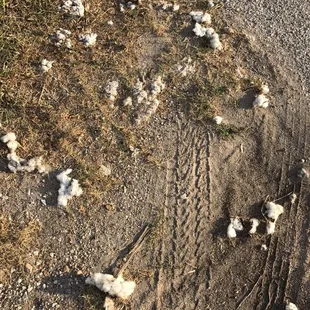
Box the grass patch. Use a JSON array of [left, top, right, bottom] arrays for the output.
[[0, 214, 41, 283]]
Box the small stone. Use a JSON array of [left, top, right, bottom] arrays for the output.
[[261, 244, 268, 251], [76, 270, 83, 276], [100, 164, 112, 176], [63, 265, 70, 273], [25, 263, 33, 274], [33, 250, 39, 256]]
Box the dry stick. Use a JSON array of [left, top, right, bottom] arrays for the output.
[[272, 191, 293, 203], [116, 225, 150, 277], [236, 275, 262, 310]]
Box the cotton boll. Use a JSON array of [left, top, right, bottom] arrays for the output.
[[298, 167, 309, 178], [249, 218, 260, 234], [286, 302, 298, 310], [209, 33, 223, 50], [60, 0, 84, 17], [41, 59, 54, 73], [117, 278, 136, 299], [264, 202, 284, 222], [213, 116, 223, 124], [261, 244, 268, 251], [137, 90, 148, 104], [253, 94, 269, 108], [193, 23, 207, 37], [151, 76, 165, 95], [207, 0, 214, 8], [105, 81, 119, 102], [190, 11, 211, 24], [123, 97, 133, 107], [78, 33, 97, 47], [85, 273, 136, 299], [51, 29, 72, 48], [172, 4, 180, 11], [266, 221, 276, 235], [56, 169, 73, 185], [227, 223, 236, 238], [57, 169, 82, 206], [231, 217, 244, 231], [205, 27, 215, 38], [6, 140, 19, 152], [1, 132, 17, 143], [260, 83, 269, 94], [127, 2, 136, 10], [290, 193, 297, 204]]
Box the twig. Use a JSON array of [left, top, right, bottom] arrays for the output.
[[116, 225, 150, 277], [236, 275, 262, 309], [261, 195, 270, 220], [272, 191, 293, 203]]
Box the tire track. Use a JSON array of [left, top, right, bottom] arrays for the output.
[[156, 117, 211, 309]]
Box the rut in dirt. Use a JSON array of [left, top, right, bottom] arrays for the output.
[[155, 116, 212, 310]]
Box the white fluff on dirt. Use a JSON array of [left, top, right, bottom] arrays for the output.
[[41, 59, 54, 73], [120, 1, 137, 11], [135, 76, 165, 125], [56, 169, 82, 207], [264, 202, 284, 222], [260, 83, 270, 95], [253, 94, 269, 108], [227, 223, 237, 238], [1, 132, 48, 173], [264, 202, 284, 235], [213, 116, 223, 125], [286, 302, 298, 310], [86, 273, 136, 299], [60, 0, 84, 17], [249, 218, 260, 234], [190, 11, 211, 24], [290, 193, 297, 204], [192, 22, 222, 50], [161, 2, 180, 11], [105, 81, 119, 103], [123, 96, 133, 107], [177, 57, 196, 77], [227, 217, 243, 238], [51, 29, 72, 48], [78, 33, 97, 47]]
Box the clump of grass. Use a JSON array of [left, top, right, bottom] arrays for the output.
[[0, 214, 41, 284]]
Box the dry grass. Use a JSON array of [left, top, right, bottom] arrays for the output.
[[0, 213, 40, 283]]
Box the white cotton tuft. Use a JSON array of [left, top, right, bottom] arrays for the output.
[[151, 76, 165, 95], [41, 59, 54, 73], [209, 33, 223, 50], [207, 0, 214, 8], [177, 57, 195, 77], [231, 217, 244, 231], [298, 167, 309, 178], [60, 0, 85, 17], [6, 140, 19, 152], [260, 83, 269, 94], [261, 244, 268, 251], [264, 202, 284, 222], [123, 97, 133, 107], [213, 116, 223, 124], [253, 94, 269, 108], [86, 273, 136, 299], [290, 193, 297, 204], [1, 132, 17, 143], [190, 11, 211, 24], [193, 23, 207, 37], [286, 302, 298, 310], [227, 223, 237, 238], [249, 218, 260, 234], [78, 33, 97, 47], [51, 29, 72, 48], [105, 81, 119, 102], [2, 133, 48, 173], [266, 221, 276, 235], [57, 169, 82, 207]]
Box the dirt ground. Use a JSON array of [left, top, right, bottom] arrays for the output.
[[0, 1, 309, 310]]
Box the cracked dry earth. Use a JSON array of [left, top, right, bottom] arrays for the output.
[[1, 3, 310, 310]]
